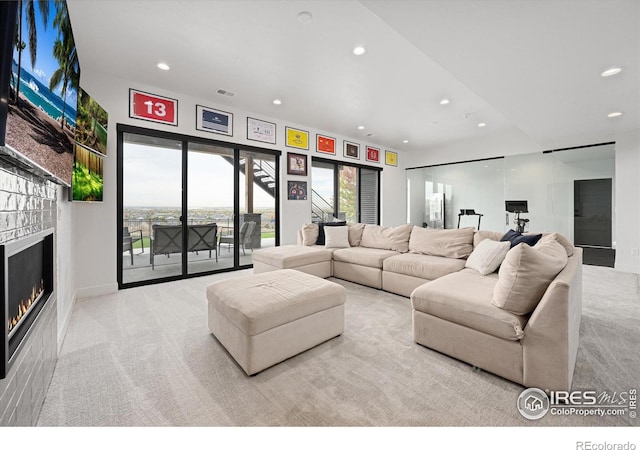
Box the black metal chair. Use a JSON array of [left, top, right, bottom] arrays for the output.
[[123, 226, 143, 265], [218, 221, 256, 256]]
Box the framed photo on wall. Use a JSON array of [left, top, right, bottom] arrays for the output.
[[285, 127, 309, 150], [385, 150, 398, 166], [287, 181, 308, 200], [287, 152, 308, 176], [247, 117, 276, 144], [316, 134, 336, 155], [196, 105, 233, 136], [366, 146, 380, 163], [344, 141, 360, 159]]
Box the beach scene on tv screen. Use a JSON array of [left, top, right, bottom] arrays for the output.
[[5, 0, 78, 186]]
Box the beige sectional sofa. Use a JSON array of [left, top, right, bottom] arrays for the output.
[[254, 222, 582, 391]]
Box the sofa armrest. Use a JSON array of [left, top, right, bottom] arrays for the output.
[[521, 248, 583, 391]]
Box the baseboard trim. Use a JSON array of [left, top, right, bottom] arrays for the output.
[[75, 283, 119, 299], [614, 262, 640, 274]]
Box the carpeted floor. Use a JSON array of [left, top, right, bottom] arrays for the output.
[[37, 265, 639, 427]]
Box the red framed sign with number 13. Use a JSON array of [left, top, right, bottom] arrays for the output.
[[129, 89, 178, 126]]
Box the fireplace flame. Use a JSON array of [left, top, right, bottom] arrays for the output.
[[7, 279, 44, 334]]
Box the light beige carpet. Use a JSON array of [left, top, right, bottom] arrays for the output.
[[37, 266, 639, 426]]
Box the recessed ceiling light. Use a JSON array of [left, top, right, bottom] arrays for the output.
[[608, 111, 623, 118], [477, 122, 487, 127], [297, 11, 313, 24], [357, 125, 365, 130], [273, 99, 282, 105], [403, 140, 409, 144], [440, 98, 450, 105], [601, 67, 622, 77], [353, 46, 366, 56], [157, 62, 170, 71]]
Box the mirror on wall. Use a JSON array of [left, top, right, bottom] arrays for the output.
[[406, 144, 615, 247]]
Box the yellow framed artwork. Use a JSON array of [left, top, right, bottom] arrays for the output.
[[285, 126, 309, 150], [385, 150, 398, 166]]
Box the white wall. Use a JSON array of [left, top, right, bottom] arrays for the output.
[[614, 129, 640, 273], [72, 69, 406, 298], [55, 185, 75, 349]]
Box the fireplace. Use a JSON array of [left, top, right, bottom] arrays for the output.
[[1, 229, 54, 379]]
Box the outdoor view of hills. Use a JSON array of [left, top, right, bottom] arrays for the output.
[[124, 206, 276, 235]]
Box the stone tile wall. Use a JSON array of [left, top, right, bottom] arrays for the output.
[[0, 162, 58, 426]]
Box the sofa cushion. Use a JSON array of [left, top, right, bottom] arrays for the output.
[[317, 221, 347, 245], [333, 247, 399, 269], [492, 239, 568, 315], [383, 253, 466, 280], [501, 229, 542, 248], [301, 223, 319, 246], [409, 227, 475, 259], [347, 222, 365, 247], [465, 239, 511, 275], [411, 269, 528, 341], [252, 245, 332, 268], [537, 232, 574, 257], [473, 230, 504, 248], [324, 225, 350, 249], [360, 224, 413, 252]]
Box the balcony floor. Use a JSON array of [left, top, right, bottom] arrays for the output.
[[122, 238, 274, 284]]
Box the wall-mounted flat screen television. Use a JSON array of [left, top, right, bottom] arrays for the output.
[[1, 0, 78, 186]]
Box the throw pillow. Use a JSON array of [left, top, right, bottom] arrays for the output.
[[347, 222, 365, 247], [300, 223, 319, 246], [317, 221, 347, 245], [536, 232, 575, 257], [491, 239, 568, 315], [465, 239, 511, 275], [324, 226, 350, 249], [500, 229, 542, 248]]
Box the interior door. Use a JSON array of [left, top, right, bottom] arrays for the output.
[[574, 178, 612, 247]]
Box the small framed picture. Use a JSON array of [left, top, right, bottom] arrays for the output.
[[287, 152, 308, 176], [385, 150, 398, 166], [366, 146, 380, 163], [196, 105, 233, 136], [344, 141, 360, 159], [287, 181, 308, 200], [247, 117, 276, 144], [316, 134, 336, 155], [285, 127, 309, 150]]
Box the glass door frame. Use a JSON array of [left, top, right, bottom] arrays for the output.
[[311, 156, 381, 224], [117, 123, 280, 289]]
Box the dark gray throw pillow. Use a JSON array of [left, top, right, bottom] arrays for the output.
[[317, 221, 347, 245], [500, 229, 542, 248]]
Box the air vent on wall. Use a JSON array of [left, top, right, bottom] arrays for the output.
[[217, 89, 236, 97]]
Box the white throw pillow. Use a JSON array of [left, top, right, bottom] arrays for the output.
[[465, 239, 511, 275], [300, 223, 319, 246], [324, 226, 350, 249]]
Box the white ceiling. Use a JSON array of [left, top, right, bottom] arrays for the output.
[[67, 0, 639, 156]]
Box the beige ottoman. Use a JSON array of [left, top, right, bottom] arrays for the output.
[[206, 269, 346, 375], [252, 245, 333, 278]]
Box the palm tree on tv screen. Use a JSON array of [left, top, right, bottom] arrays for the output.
[[49, 1, 78, 129], [13, 0, 50, 105]]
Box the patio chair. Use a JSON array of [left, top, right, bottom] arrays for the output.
[[188, 223, 218, 262], [123, 226, 144, 265], [218, 221, 256, 255]]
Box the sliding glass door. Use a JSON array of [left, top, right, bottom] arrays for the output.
[[311, 157, 381, 224], [118, 125, 279, 288]]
